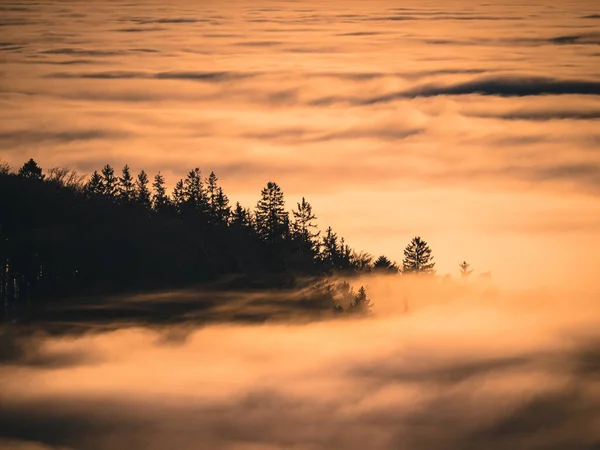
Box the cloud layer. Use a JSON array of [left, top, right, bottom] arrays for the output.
[[0, 0, 599, 280], [1, 276, 599, 450]]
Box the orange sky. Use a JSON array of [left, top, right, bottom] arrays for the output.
[[1, 0, 599, 286]]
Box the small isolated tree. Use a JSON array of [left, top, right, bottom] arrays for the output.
[[135, 170, 151, 209], [459, 261, 474, 278], [373, 255, 399, 274], [349, 286, 373, 315], [402, 236, 435, 275], [18, 158, 44, 180]]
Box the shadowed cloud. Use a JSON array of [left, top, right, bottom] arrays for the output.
[[0, 129, 131, 145], [467, 110, 600, 121], [40, 48, 126, 57], [0, 282, 599, 450], [46, 71, 258, 82], [114, 27, 167, 33], [360, 76, 600, 104]]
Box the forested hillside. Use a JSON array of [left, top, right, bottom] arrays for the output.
[[1, 159, 438, 321]]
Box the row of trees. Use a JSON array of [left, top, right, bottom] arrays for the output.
[[1, 158, 442, 318]]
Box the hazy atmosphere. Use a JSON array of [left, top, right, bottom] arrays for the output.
[[2, 277, 599, 450], [1, 0, 599, 449], [1, 0, 599, 284]]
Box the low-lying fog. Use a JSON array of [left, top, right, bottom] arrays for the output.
[[2, 275, 599, 450]]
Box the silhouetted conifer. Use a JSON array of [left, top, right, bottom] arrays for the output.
[[118, 165, 135, 204], [321, 226, 339, 268], [231, 202, 253, 229], [374, 255, 399, 274], [135, 170, 151, 209], [18, 158, 43, 180], [291, 197, 320, 253], [183, 168, 207, 214], [101, 164, 117, 198], [338, 238, 353, 270], [402, 237, 435, 274], [172, 179, 185, 214], [255, 181, 289, 243], [152, 172, 170, 213], [214, 187, 230, 224], [85, 171, 104, 197], [349, 286, 372, 315]]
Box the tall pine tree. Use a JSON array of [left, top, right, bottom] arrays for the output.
[[255, 182, 289, 243], [291, 197, 320, 254], [214, 187, 230, 224], [101, 164, 117, 198], [182, 168, 207, 215], [118, 165, 135, 204], [152, 172, 170, 213], [135, 170, 151, 209], [172, 179, 185, 215]]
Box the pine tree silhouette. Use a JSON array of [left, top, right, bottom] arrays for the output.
[[85, 171, 104, 197], [402, 237, 435, 274], [152, 172, 170, 213], [214, 187, 230, 224], [255, 182, 289, 243], [101, 164, 117, 198], [118, 165, 135, 204], [172, 179, 185, 215], [183, 168, 207, 214], [321, 226, 339, 268], [135, 170, 151, 209], [374, 255, 399, 274], [349, 286, 373, 315], [18, 158, 44, 180], [291, 197, 320, 253], [232, 202, 253, 229]]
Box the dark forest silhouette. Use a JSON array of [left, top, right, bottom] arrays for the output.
[[1, 159, 445, 323]]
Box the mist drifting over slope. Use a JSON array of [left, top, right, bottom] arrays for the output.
[[2, 275, 599, 450]]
